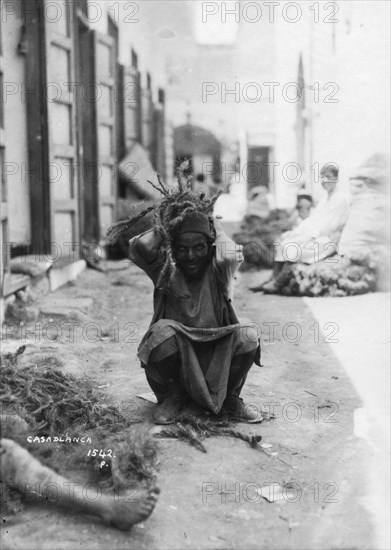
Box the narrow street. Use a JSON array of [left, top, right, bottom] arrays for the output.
[[1, 3, 389, 549], [2, 257, 387, 550]]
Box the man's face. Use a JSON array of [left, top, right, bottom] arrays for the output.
[[321, 174, 338, 194], [297, 198, 312, 219], [173, 232, 209, 278]]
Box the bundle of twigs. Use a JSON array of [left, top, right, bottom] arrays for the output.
[[233, 209, 294, 269], [106, 161, 223, 292], [155, 415, 264, 453], [0, 358, 126, 436], [0, 351, 159, 492], [277, 252, 378, 297], [107, 427, 159, 489], [106, 161, 221, 243]]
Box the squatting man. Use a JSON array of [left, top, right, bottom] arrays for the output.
[[109, 173, 262, 425]]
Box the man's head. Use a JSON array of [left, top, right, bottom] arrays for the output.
[[172, 211, 214, 278], [296, 194, 313, 219], [320, 164, 339, 194]]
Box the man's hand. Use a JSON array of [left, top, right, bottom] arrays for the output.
[[213, 215, 223, 234], [131, 229, 163, 264]]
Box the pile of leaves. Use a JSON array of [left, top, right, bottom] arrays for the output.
[[233, 209, 294, 269], [276, 252, 378, 297]]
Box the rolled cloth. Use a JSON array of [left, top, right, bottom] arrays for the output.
[[175, 211, 212, 238]]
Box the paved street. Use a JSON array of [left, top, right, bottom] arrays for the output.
[[1, 262, 389, 550]]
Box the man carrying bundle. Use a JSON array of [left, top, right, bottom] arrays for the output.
[[108, 168, 262, 425]]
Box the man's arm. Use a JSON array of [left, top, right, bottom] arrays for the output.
[[214, 217, 243, 275], [129, 229, 163, 280], [130, 229, 162, 263]]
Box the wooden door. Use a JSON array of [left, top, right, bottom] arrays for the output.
[[93, 31, 117, 239], [246, 147, 270, 190], [152, 90, 166, 180], [121, 64, 141, 152], [75, 18, 99, 244], [43, 0, 79, 261], [141, 83, 153, 159]]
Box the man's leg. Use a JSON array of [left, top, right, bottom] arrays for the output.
[[224, 325, 262, 422], [0, 438, 159, 530], [145, 336, 186, 425], [261, 261, 286, 293], [250, 261, 285, 292], [227, 350, 257, 394]]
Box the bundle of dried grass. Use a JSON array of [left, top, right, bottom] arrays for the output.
[[108, 427, 159, 489], [233, 210, 294, 269], [277, 252, 378, 297], [0, 351, 159, 498], [107, 161, 223, 293], [0, 361, 126, 436], [156, 414, 266, 453]]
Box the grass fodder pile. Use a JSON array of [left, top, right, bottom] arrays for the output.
[[106, 426, 159, 490], [0, 353, 159, 514], [233, 210, 294, 269], [277, 252, 378, 297], [0, 360, 126, 436]]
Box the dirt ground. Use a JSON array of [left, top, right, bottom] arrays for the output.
[[0, 259, 378, 550]]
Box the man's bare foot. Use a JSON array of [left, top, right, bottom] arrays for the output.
[[249, 284, 265, 293], [99, 487, 160, 530], [260, 279, 280, 294], [249, 274, 274, 292]]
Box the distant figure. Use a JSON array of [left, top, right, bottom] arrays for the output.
[[246, 186, 274, 219], [339, 168, 389, 257], [289, 194, 314, 228], [251, 164, 349, 293], [296, 193, 313, 221]]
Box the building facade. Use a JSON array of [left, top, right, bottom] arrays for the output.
[[0, 0, 174, 302], [1, 0, 389, 305]]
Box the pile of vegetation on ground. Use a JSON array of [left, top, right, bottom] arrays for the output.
[[233, 208, 383, 296], [276, 252, 378, 297], [0, 349, 159, 494], [233, 210, 294, 269]]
